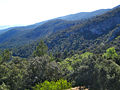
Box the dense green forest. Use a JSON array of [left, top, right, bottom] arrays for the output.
[[0, 5, 120, 90], [0, 41, 120, 90]]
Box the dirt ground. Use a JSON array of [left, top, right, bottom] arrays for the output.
[[67, 86, 88, 90]]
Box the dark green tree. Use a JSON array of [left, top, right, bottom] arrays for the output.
[[33, 40, 48, 57], [25, 56, 62, 88], [0, 49, 12, 63]]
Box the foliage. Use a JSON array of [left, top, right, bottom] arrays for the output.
[[33, 40, 48, 57], [32, 79, 71, 90], [0, 49, 63, 90], [25, 55, 62, 89], [0, 45, 120, 90], [0, 82, 9, 90], [103, 47, 118, 59], [0, 49, 12, 63], [0, 57, 28, 90], [59, 50, 120, 90]]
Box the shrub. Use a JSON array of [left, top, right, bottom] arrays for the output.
[[0, 82, 9, 90], [32, 79, 72, 90]]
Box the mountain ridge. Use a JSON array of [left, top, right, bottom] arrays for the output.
[[45, 6, 120, 53], [58, 9, 110, 21], [0, 8, 111, 32], [0, 8, 112, 48]]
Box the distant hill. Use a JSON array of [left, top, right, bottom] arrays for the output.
[[45, 7, 120, 53], [0, 19, 82, 48], [0, 29, 9, 35], [0, 8, 112, 49], [58, 9, 110, 21], [0, 20, 47, 34], [0, 25, 12, 30]]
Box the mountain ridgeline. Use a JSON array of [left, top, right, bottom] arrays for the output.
[[0, 8, 111, 48], [58, 9, 110, 21], [46, 7, 120, 53]]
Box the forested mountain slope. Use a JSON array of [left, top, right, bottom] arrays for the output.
[[0, 29, 9, 35], [0, 19, 82, 48], [46, 7, 120, 53], [0, 8, 112, 48], [11, 6, 120, 58]]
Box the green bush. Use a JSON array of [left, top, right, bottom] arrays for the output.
[[32, 79, 72, 90], [103, 47, 118, 59], [0, 82, 9, 90]]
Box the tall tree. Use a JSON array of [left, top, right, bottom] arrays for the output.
[[33, 40, 48, 57]]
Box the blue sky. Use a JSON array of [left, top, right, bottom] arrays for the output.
[[0, 0, 120, 26]]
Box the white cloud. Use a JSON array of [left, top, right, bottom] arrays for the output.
[[0, 0, 120, 25]]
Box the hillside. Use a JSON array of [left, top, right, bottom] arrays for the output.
[[0, 29, 9, 35], [0, 8, 111, 49], [0, 19, 83, 48], [10, 6, 120, 58], [46, 7, 120, 53]]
